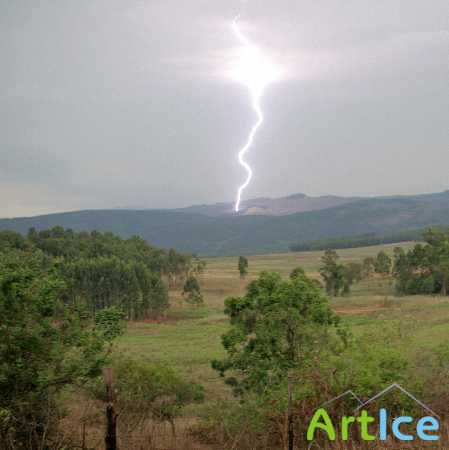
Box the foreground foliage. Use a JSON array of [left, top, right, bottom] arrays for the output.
[[0, 228, 206, 449], [91, 356, 204, 435], [0, 253, 122, 449]]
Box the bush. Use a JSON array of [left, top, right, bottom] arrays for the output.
[[92, 357, 204, 432]]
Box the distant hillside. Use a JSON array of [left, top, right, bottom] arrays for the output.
[[2, 191, 449, 256], [289, 229, 423, 252], [176, 193, 359, 216]]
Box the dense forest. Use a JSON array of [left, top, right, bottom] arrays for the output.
[[0, 227, 204, 319]]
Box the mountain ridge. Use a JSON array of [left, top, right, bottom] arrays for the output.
[[2, 191, 449, 256], [174, 192, 360, 216]]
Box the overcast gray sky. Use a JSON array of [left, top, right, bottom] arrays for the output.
[[1, 0, 448, 217]]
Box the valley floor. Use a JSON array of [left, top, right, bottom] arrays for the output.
[[61, 242, 448, 449], [117, 243, 449, 427]]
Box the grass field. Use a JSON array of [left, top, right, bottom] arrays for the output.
[[118, 242, 449, 412]]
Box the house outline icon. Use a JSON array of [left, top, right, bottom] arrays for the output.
[[317, 383, 440, 419], [317, 390, 363, 410], [352, 383, 440, 419]]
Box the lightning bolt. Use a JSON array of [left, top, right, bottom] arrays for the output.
[[232, 16, 266, 213]]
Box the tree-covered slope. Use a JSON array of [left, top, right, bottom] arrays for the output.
[[3, 191, 449, 255]]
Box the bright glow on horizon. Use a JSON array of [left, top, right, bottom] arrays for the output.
[[230, 15, 283, 212]]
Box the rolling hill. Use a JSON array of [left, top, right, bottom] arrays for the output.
[[175, 193, 359, 216], [2, 191, 449, 256]]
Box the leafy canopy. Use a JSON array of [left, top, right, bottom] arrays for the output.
[[212, 270, 343, 394]]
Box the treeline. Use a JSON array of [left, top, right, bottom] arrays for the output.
[[315, 228, 449, 298], [0, 227, 204, 319], [319, 248, 391, 296], [289, 229, 422, 252], [393, 228, 449, 296]]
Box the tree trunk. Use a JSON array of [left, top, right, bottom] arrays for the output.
[[442, 276, 448, 296], [287, 379, 294, 450], [104, 368, 118, 450], [105, 405, 117, 450]]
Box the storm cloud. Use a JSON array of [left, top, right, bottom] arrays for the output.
[[1, 0, 448, 217]]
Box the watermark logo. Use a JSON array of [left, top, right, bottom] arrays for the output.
[[307, 383, 440, 442]]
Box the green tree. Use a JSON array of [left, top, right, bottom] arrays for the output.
[[0, 253, 112, 449], [61, 256, 168, 319], [164, 249, 192, 287], [341, 264, 359, 296], [238, 256, 249, 278], [0, 231, 30, 252], [374, 251, 392, 275], [423, 229, 449, 295], [183, 275, 203, 305], [392, 230, 449, 296], [289, 266, 306, 280], [145, 270, 170, 315], [212, 271, 342, 394], [319, 250, 346, 296], [392, 247, 412, 294]]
